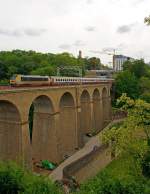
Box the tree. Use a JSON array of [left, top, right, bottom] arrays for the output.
[[0, 61, 8, 80], [115, 71, 139, 99], [84, 57, 101, 70], [31, 66, 56, 76], [144, 15, 150, 25], [102, 94, 150, 171], [139, 76, 150, 93], [123, 59, 147, 79], [0, 50, 87, 82]]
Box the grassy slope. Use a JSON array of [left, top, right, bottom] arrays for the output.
[[75, 153, 150, 194]]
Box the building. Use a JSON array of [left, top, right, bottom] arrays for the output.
[[113, 55, 133, 71]]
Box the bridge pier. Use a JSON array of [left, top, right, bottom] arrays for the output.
[[80, 90, 91, 135], [31, 96, 58, 163], [92, 89, 103, 133], [0, 101, 32, 167], [0, 84, 112, 167], [58, 92, 77, 160]]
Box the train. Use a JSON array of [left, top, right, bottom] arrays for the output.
[[10, 74, 113, 86]]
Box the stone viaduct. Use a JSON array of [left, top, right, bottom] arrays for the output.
[[0, 83, 112, 168]]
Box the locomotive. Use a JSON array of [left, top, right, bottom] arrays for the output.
[[10, 74, 113, 86]]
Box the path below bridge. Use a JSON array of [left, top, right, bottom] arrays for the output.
[[49, 118, 123, 182], [49, 134, 101, 181]]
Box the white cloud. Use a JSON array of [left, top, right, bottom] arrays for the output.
[[0, 0, 150, 64]]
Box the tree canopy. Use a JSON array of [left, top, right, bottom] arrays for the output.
[[0, 50, 104, 83], [102, 93, 150, 162], [114, 59, 150, 102], [115, 70, 139, 99]]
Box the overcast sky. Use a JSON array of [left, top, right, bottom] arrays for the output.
[[0, 0, 150, 65]]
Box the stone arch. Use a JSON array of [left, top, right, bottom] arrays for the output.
[[80, 90, 91, 135], [59, 92, 76, 159], [30, 95, 56, 162], [92, 88, 102, 132], [0, 100, 22, 161], [102, 87, 109, 126]]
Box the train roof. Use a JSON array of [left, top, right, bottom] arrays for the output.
[[19, 75, 49, 78]]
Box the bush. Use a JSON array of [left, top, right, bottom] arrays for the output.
[[142, 150, 150, 177], [77, 172, 144, 194], [0, 162, 25, 194], [0, 161, 62, 194], [99, 177, 144, 194]]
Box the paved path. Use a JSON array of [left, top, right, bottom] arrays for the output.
[[49, 119, 124, 181], [49, 134, 101, 181]]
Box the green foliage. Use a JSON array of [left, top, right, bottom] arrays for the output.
[[114, 59, 150, 101], [115, 71, 139, 99], [0, 61, 9, 80], [139, 76, 150, 93], [0, 50, 87, 80], [75, 154, 146, 194], [139, 76, 150, 103], [101, 94, 150, 177], [140, 92, 150, 103], [142, 150, 150, 178], [0, 161, 62, 194], [0, 162, 24, 194], [97, 176, 144, 194], [84, 57, 101, 70], [123, 59, 147, 79], [31, 66, 56, 76]]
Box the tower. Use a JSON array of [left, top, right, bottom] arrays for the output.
[[78, 50, 82, 59]]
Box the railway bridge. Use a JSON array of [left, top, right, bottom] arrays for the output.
[[0, 83, 112, 168]]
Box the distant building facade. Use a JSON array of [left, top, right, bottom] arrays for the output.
[[113, 55, 133, 71]]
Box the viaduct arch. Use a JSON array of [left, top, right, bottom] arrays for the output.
[[59, 92, 77, 159], [0, 84, 112, 167], [0, 101, 22, 161], [93, 88, 102, 132], [80, 90, 91, 135], [31, 95, 56, 162]]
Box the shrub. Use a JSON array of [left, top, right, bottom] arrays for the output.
[[0, 161, 62, 194], [0, 162, 25, 194], [142, 150, 150, 177], [99, 177, 144, 194], [77, 172, 144, 194]]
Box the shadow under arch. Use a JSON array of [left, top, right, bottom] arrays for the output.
[[92, 88, 102, 132], [59, 92, 76, 159], [0, 100, 22, 161], [102, 87, 109, 126], [29, 95, 57, 162], [80, 90, 91, 136]]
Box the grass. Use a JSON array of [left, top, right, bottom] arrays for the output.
[[74, 150, 150, 194]]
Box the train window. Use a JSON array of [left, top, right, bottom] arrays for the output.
[[21, 76, 48, 81]]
